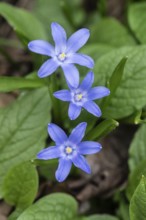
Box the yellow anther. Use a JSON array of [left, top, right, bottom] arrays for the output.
[[65, 147, 73, 154], [77, 94, 83, 100], [58, 52, 66, 61]]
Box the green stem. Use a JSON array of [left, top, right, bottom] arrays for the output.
[[47, 74, 62, 125], [86, 119, 119, 141]]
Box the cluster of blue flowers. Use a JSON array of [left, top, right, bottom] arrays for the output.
[[28, 22, 110, 182]]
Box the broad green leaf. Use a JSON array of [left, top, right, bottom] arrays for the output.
[[94, 46, 146, 119], [89, 18, 136, 47], [8, 208, 23, 220], [128, 3, 146, 44], [128, 123, 146, 171], [80, 44, 113, 62], [129, 176, 146, 220], [87, 214, 119, 220], [17, 193, 78, 220], [2, 162, 38, 209], [101, 57, 128, 111], [0, 77, 45, 92], [86, 119, 119, 141], [0, 3, 47, 42], [126, 159, 146, 200], [75, 217, 88, 220], [105, 56, 128, 99], [33, 0, 72, 37], [116, 195, 130, 220], [0, 88, 51, 196], [60, 0, 85, 27]]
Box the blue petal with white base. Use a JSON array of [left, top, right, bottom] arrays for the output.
[[53, 71, 110, 120], [28, 22, 94, 87], [37, 122, 102, 182]]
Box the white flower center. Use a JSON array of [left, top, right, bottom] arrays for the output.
[[58, 52, 66, 61], [74, 93, 83, 102], [65, 146, 73, 154], [61, 142, 77, 158]]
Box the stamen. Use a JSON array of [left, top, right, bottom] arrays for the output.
[[77, 94, 83, 100], [75, 93, 83, 101], [65, 146, 73, 154], [58, 52, 66, 61]]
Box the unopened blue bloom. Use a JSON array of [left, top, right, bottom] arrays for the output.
[[28, 22, 94, 88], [37, 122, 102, 182], [53, 71, 110, 120]]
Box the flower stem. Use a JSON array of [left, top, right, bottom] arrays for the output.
[[48, 74, 62, 125]]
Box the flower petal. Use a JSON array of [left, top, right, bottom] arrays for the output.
[[68, 53, 94, 68], [53, 90, 71, 101], [37, 146, 60, 160], [28, 40, 54, 56], [48, 123, 68, 145], [72, 154, 91, 174], [78, 141, 102, 155], [66, 81, 75, 90], [62, 64, 79, 88], [79, 71, 94, 91], [51, 22, 67, 53], [67, 28, 90, 53], [83, 101, 102, 117], [68, 103, 81, 120], [55, 158, 72, 182], [38, 58, 59, 78], [88, 87, 110, 100], [69, 122, 87, 144]]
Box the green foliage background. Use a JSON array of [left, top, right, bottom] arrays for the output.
[[0, 0, 146, 220]]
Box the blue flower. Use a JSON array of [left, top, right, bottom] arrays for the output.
[[37, 122, 102, 182], [53, 71, 110, 120], [28, 22, 94, 88]]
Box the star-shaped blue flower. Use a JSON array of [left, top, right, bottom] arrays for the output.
[[37, 122, 102, 182], [28, 22, 94, 88], [53, 71, 110, 120]]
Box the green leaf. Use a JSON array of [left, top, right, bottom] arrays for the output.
[[33, 0, 72, 37], [17, 193, 78, 220], [0, 3, 47, 42], [126, 159, 146, 200], [87, 214, 119, 220], [60, 0, 85, 28], [128, 3, 146, 44], [86, 119, 119, 141], [0, 77, 45, 92], [2, 162, 38, 209], [89, 18, 136, 47], [128, 123, 146, 171], [75, 217, 88, 220], [123, 110, 142, 124], [94, 46, 146, 119], [102, 57, 128, 111], [8, 208, 23, 220], [80, 44, 113, 62], [0, 88, 51, 197], [105, 56, 127, 100], [129, 176, 146, 220], [116, 194, 130, 220]]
